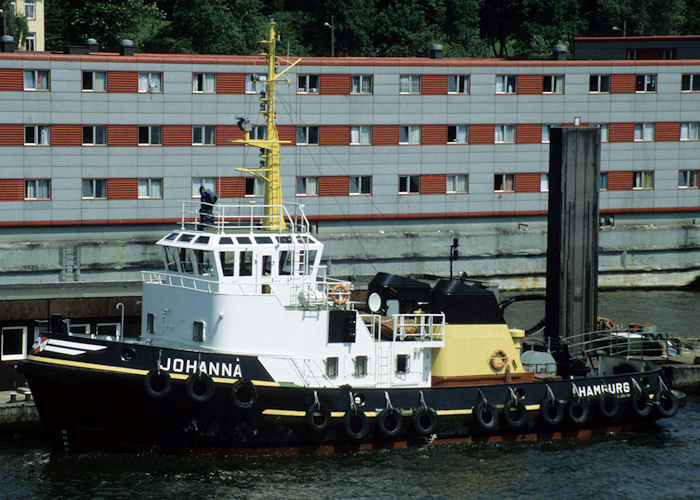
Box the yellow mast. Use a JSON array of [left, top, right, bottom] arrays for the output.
[[235, 18, 301, 231]]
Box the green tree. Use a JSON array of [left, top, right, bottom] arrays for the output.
[[443, 0, 488, 57], [44, 0, 72, 50], [1, 0, 29, 46]]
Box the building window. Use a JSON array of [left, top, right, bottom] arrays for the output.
[[600, 172, 608, 191], [399, 75, 421, 94], [24, 0, 35, 18], [350, 176, 371, 195], [540, 173, 549, 192], [251, 126, 267, 140], [663, 48, 676, 60], [543, 75, 564, 93], [350, 126, 372, 145], [192, 73, 216, 93], [24, 32, 35, 51], [399, 125, 420, 144], [633, 171, 654, 190], [192, 178, 216, 197], [138, 72, 162, 93], [146, 314, 155, 334], [297, 74, 319, 94], [399, 175, 420, 194], [82, 71, 106, 91], [593, 124, 609, 143], [494, 173, 515, 192], [82, 125, 107, 145], [680, 123, 700, 141], [82, 179, 108, 199], [1, 327, 27, 361], [446, 174, 468, 194], [296, 177, 318, 196], [24, 70, 49, 90], [681, 74, 700, 92], [138, 178, 162, 199], [447, 125, 468, 144], [496, 75, 517, 94], [396, 354, 409, 374], [246, 74, 263, 93], [678, 170, 699, 189], [138, 126, 162, 145], [626, 49, 637, 60], [634, 123, 655, 142], [353, 355, 368, 376], [245, 177, 265, 197], [297, 126, 319, 145], [193, 321, 205, 342], [351, 75, 372, 94], [542, 125, 551, 143], [448, 75, 469, 94], [589, 74, 610, 93], [495, 125, 516, 144], [24, 179, 50, 200], [24, 125, 50, 145], [192, 126, 216, 145], [635, 74, 656, 93], [326, 357, 339, 378]]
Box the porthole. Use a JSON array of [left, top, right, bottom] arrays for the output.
[[121, 348, 136, 362]]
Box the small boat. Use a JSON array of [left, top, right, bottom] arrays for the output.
[[19, 20, 685, 455]]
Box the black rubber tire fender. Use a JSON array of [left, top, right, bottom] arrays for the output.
[[377, 407, 404, 438], [566, 398, 590, 425], [144, 370, 172, 399], [343, 410, 370, 440], [231, 380, 258, 409], [540, 396, 564, 426], [185, 373, 215, 403], [631, 388, 652, 418], [306, 403, 332, 432], [412, 407, 438, 435], [598, 392, 620, 420], [655, 389, 679, 419], [503, 398, 528, 428], [475, 400, 498, 431]]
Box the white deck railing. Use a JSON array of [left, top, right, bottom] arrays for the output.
[[180, 201, 311, 234]]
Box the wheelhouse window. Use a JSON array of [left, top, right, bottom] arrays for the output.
[[681, 74, 700, 92], [635, 74, 656, 93], [350, 176, 371, 195], [82, 179, 108, 199], [399, 126, 420, 144], [138, 126, 162, 145], [24, 179, 50, 200], [297, 74, 319, 94], [24, 70, 49, 90], [296, 177, 318, 196], [446, 174, 468, 194], [245, 177, 265, 197], [192, 178, 216, 197], [543, 75, 564, 94], [83, 125, 107, 145], [1, 327, 27, 361], [297, 126, 319, 145], [239, 251, 253, 276], [448, 75, 469, 94], [447, 125, 468, 144], [192, 125, 216, 145], [680, 123, 700, 141], [399, 175, 420, 194], [589, 74, 610, 93], [496, 75, 517, 94], [678, 170, 699, 189], [634, 123, 655, 142], [494, 174, 515, 192], [351, 75, 372, 94], [633, 171, 654, 190], [138, 72, 162, 93], [399, 75, 421, 94], [354, 355, 368, 376], [495, 125, 516, 144], [350, 126, 372, 145], [82, 71, 106, 91], [24, 125, 50, 145], [138, 178, 162, 199], [193, 73, 216, 93]]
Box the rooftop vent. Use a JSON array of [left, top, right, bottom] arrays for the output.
[[119, 39, 134, 57], [1, 35, 16, 53], [86, 38, 99, 52], [553, 44, 567, 60], [429, 44, 443, 59]]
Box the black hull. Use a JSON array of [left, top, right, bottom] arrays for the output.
[[19, 337, 683, 455]]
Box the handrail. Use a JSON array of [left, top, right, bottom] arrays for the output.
[[566, 328, 670, 360], [360, 312, 445, 343], [179, 201, 310, 234]]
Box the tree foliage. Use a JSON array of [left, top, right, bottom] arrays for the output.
[[2, 0, 29, 46], [42, 0, 698, 58]]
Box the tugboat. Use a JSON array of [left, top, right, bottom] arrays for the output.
[[19, 21, 684, 455]]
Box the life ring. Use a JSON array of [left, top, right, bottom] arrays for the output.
[[306, 403, 332, 432], [185, 373, 215, 403], [475, 400, 498, 431], [231, 380, 257, 409], [412, 407, 438, 435], [540, 396, 564, 426], [654, 390, 678, 419], [144, 370, 172, 399], [597, 392, 619, 420], [503, 398, 527, 428], [330, 284, 349, 305], [631, 388, 652, 418], [343, 410, 369, 440], [489, 350, 508, 372], [566, 398, 589, 425], [377, 408, 404, 438]]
